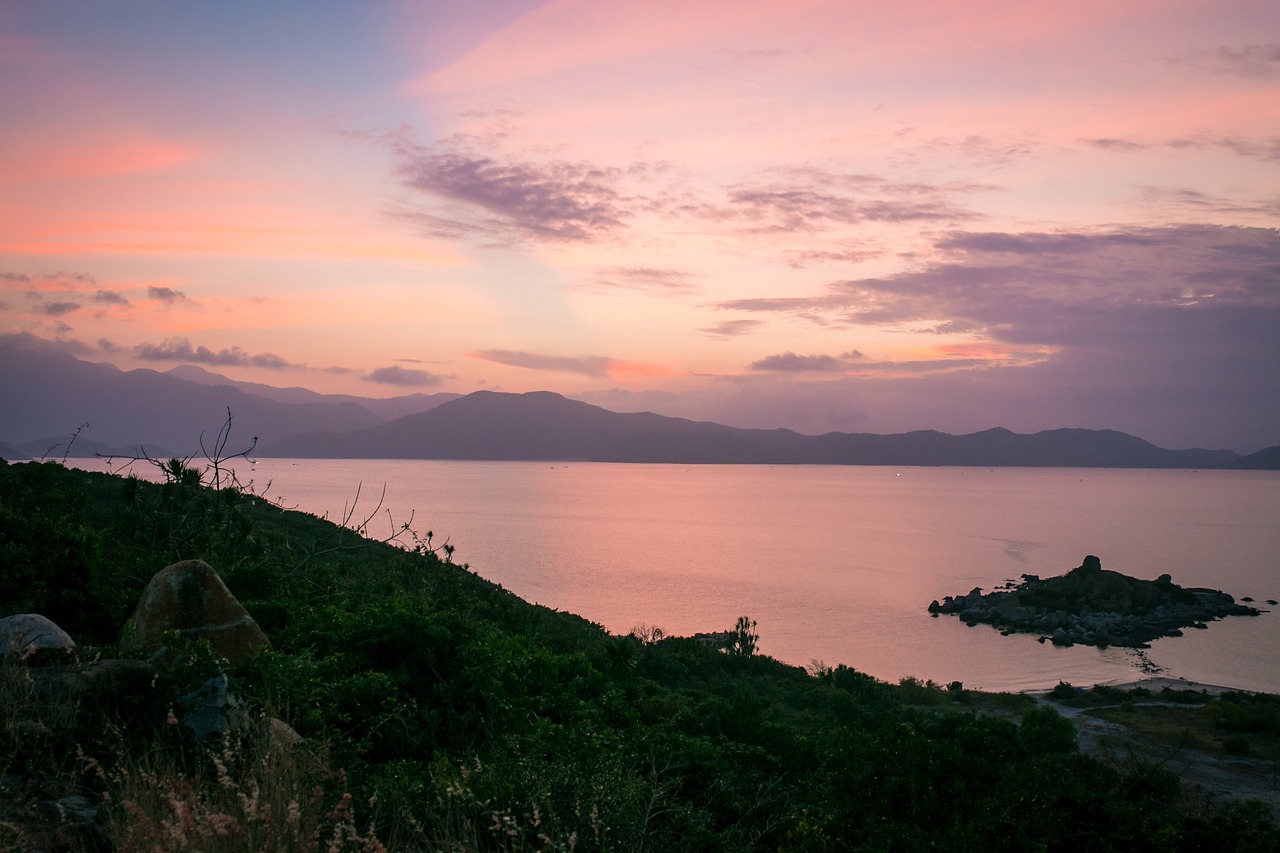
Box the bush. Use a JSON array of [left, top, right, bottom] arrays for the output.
[[1018, 705, 1077, 756]]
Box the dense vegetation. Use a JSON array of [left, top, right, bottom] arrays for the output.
[[2, 455, 1277, 851]]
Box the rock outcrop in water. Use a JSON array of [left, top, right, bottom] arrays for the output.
[[928, 555, 1262, 648]]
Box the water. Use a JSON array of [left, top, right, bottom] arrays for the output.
[[82, 459, 1280, 694]]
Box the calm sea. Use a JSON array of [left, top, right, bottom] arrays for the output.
[[79, 459, 1280, 694]]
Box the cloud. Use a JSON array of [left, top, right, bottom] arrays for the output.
[[0, 331, 92, 357], [785, 242, 886, 269], [148, 286, 192, 304], [725, 189, 969, 231], [585, 347, 1278, 453], [39, 301, 80, 316], [396, 140, 628, 242], [94, 290, 130, 306], [709, 168, 981, 234], [134, 336, 298, 369], [587, 267, 695, 294], [1172, 43, 1280, 79], [364, 365, 447, 387], [2, 271, 96, 292], [699, 319, 762, 339], [701, 224, 1280, 448], [745, 348, 1009, 376], [472, 349, 615, 378], [1084, 133, 1280, 163], [1214, 136, 1280, 162], [470, 348, 674, 380], [1083, 137, 1150, 152], [749, 350, 865, 372], [1133, 187, 1280, 220], [717, 225, 1280, 336], [392, 143, 980, 250]]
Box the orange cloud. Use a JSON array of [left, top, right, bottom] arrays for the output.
[[0, 132, 200, 184], [606, 360, 679, 380], [0, 214, 464, 264], [930, 342, 1059, 363]]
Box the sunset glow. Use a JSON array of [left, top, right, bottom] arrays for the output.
[[2, 1, 1277, 450]]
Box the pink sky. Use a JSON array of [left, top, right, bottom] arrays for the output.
[[1, 1, 1277, 450]]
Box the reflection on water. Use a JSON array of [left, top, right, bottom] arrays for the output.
[[76, 459, 1280, 693]]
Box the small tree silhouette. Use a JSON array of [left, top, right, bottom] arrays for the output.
[[728, 615, 758, 657]]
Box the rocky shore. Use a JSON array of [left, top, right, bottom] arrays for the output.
[[929, 555, 1267, 648]]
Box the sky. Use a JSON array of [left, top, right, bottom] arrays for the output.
[[1, 0, 1278, 452]]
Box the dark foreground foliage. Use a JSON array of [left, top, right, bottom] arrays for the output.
[[1, 458, 1277, 851]]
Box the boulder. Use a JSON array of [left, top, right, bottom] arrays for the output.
[[180, 672, 234, 742], [0, 614, 74, 663], [122, 560, 270, 665], [260, 716, 304, 749]]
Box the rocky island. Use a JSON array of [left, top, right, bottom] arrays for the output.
[[929, 555, 1264, 648]]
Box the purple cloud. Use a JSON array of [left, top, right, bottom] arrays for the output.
[[365, 365, 446, 386], [396, 142, 628, 242], [589, 267, 695, 294], [699, 319, 762, 339], [1084, 133, 1280, 163], [699, 224, 1279, 449], [1083, 137, 1150, 152], [148, 286, 192, 304], [134, 337, 297, 369], [0, 331, 91, 357], [785, 242, 886, 269], [94, 290, 130, 306], [39, 301, 80, 316], [1172, 43, 1280, 79], [717, 225, 1280, 335], [750, 350, 865, 372], [718, 169, 978, 233]]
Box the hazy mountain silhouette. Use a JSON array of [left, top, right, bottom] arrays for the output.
[[164, 364, 460, 421], [4, 336, 1273, 468], [264, 390, 1266, 469], [1239, 445, 1280, 470], [0, 335, 449, 456]]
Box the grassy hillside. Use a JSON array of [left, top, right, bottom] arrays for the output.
[[1, 458, 1277, 851]]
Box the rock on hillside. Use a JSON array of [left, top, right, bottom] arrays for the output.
[[121, 559, 271, 665]]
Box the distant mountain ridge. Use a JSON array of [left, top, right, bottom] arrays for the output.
[[264, 390, 1277, 469], [3, 336, 1275, 468], [164, 364, 461, 421], [0, 335, 454, 457]]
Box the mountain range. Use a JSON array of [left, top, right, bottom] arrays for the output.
[[263, 389, 1275, 468], [0, 334, 456, 460], [2, 334, 1276, 468]]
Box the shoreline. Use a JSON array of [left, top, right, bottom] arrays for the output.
[[1027, 675, 1258, 697]]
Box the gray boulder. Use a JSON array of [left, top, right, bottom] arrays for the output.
[[0, 614, 74, 662]]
